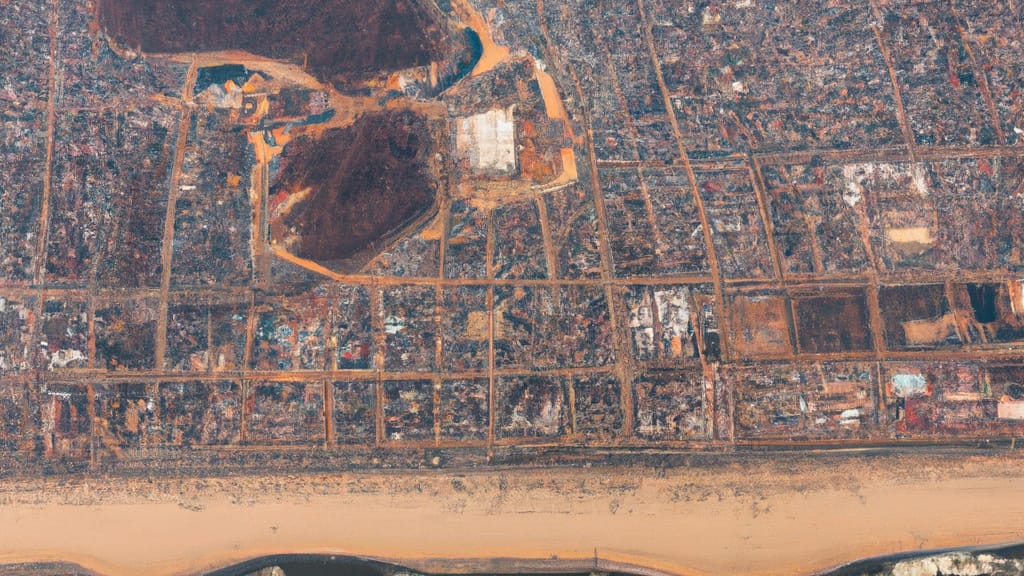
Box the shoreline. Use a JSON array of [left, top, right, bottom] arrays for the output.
[[3, 452, 1024, 576]]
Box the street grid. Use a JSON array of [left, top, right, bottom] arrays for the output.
[[2, 0, 1024, 467]]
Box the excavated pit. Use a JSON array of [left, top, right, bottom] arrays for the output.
[[95, 0, 461, 276], [270, 110, 440, 270], [95, 0, 451, 86]]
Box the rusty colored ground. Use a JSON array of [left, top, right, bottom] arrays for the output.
[[95, 0, 452, 86], [270, 110, 440, 269]]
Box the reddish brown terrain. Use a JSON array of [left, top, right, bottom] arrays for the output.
[[272, 110, 440, 267], [95, 0, 451, 85]]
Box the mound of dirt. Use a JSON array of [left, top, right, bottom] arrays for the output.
[[271, 110, 439, 268], [96, 0, 450, 85]]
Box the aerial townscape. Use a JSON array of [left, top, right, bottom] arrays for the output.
[[1, 0, 1024, 575]]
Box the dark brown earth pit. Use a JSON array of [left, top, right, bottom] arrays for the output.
[[269, 110, 441, 272], [96, 0, 453, 86]]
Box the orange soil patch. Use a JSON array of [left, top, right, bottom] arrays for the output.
[[534, 64, 577, 143], [450, 0, 509, 77], [519, 119, 562, 183]]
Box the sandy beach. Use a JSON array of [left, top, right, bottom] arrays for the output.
[[2, 451, 1023, 576]]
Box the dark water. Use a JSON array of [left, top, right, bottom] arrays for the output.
[[206, 556, 631, 576], [202, 546, 1024, 576], [195, 65, 259, 94], [434, 27, 483, 92], [457, 28, 484, 80], [821, 542, 1024, 576], [204, 555, 391, 576], [7, 547, 1024, 576]]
